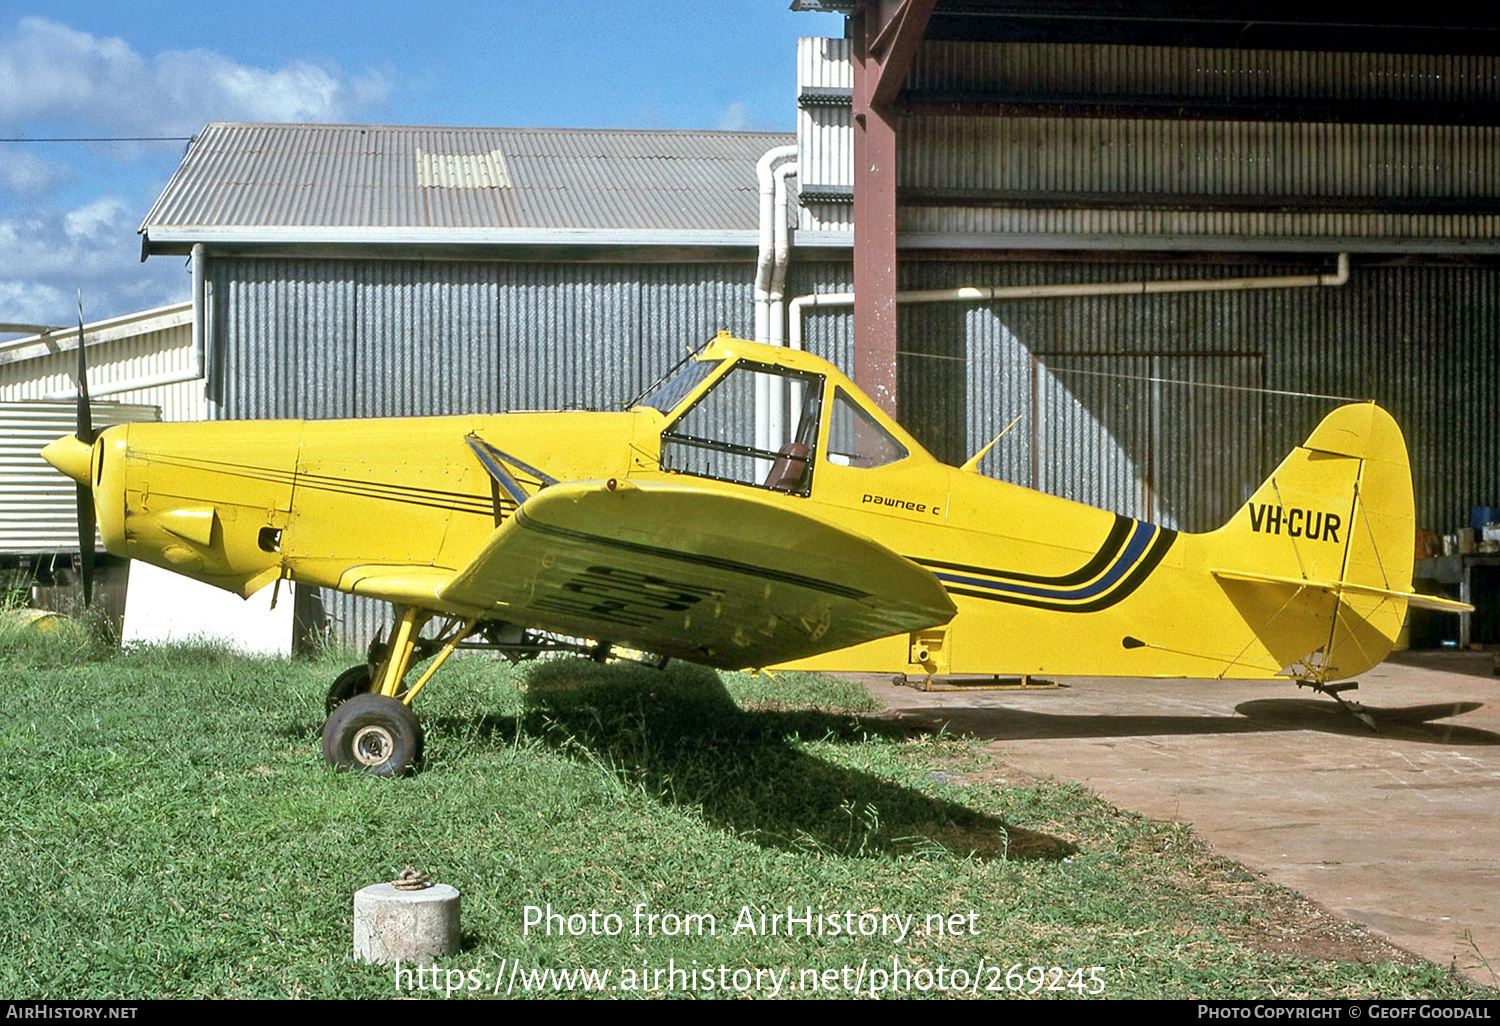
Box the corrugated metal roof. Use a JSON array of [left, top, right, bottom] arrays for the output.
[[141, 123, 794, 251]]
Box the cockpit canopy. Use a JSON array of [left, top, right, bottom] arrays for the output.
[[635, 341, 915, 496]]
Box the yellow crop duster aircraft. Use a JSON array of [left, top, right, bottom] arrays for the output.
[[44, 331, 1466, 775]]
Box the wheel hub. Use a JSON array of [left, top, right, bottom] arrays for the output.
[[351, 724, 395, 766]]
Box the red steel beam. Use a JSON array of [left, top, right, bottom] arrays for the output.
[[851, 0, 935, 416]]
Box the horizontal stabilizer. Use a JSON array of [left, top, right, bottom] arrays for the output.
[[1210, 568, 1473, 614]]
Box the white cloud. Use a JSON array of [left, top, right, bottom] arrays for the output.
[[717, 102, 752, 132], [715, 101, 782, 133], [0, 280, 68, 328], [0, 17, 389, 135], [0, 150, 69, 195], [0, 198, 188, 330], [63, 197, 128, 240], [0, 16, 390, 330]]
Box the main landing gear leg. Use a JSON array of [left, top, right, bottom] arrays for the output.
[[1297, 679, 1378, 732], [320, 608, 478, 775]]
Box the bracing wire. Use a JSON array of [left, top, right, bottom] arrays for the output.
[[894, 349, 1367, 403]]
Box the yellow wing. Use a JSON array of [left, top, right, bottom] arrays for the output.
[[434, 479, 957, 669]]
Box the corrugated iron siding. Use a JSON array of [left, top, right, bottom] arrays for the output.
[[211, 259, 755, 417], [897, 206, 1500, 246], [788, 260, 1500, 536], [212, 258, 357, 417], [0, 402, 160, 554], [209, 256, 756, 646], [797, 37, 1500, 244], [900, 118, 1500, 200], [905, 41, 1500, 102], [0, 316, 206, 422], [797, 37, 853, 233]]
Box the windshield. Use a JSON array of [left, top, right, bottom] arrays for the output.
[[660, 363, 825, 497], [635, 358, 723, 414]]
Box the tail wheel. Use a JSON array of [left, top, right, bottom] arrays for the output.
[[326, 663, 375, 715], [322, 693, 423, 776]]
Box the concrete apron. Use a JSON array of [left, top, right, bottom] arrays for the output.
[[861, 651, 1500, 986]]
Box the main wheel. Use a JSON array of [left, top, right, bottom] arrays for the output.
[[326, 663, 375, 715], [322, 693, 423, 776]]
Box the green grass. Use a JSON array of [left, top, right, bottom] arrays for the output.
[[0, 627, 1492, 999]]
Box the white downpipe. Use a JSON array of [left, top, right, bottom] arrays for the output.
[[754, 144, 798, 459], [44, 243, 209, 401], [787, 253, 1351, 350], [754, 144, 797, 344], [192, 241, 205, 380], [767, 159, 798, 449]]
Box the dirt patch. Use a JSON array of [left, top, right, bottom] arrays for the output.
[[1199, 858, 1425, 965], [949, 761, 1429, 968]]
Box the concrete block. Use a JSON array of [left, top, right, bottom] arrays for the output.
[[353, 882, 460, 965]]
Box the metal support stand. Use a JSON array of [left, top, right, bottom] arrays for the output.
[[898, 673, 1060, 692], [1297, 679, 1377, 731]]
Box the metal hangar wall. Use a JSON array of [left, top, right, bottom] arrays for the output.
[[789, 1, 1500, 540]]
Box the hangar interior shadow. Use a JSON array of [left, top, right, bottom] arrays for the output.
[[420, 660, 1075, 862], [889, 699, 1498, 746], [1383, 649, 1498, 680]]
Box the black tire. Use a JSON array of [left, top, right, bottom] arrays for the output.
[[326, 663, 375, 715], [321, 693, 423, 776]]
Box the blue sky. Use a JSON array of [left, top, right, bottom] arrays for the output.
[[0, 1, 843, 334]]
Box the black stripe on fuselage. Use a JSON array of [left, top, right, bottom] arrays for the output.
[[292, 475, 501, 517], [941, 527, 1178, 613], [513, 509, 870, 601], [910, 514, 1133, 586], [135, 452, 503, 518]]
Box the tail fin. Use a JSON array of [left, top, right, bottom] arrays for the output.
[[1207, 402, 1419, 680]]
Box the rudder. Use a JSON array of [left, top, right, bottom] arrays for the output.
[[1210, 402, 1415, 679]]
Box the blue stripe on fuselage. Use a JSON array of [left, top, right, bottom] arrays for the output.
[[931, 521, 1157, 602]]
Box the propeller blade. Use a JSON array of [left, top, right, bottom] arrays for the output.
[[74, 289, 96, 605], [76, 483, 96, 607], [76, 290, 93, 445]]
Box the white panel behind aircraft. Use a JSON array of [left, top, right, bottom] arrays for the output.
[[123, 560, 293, 656]]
